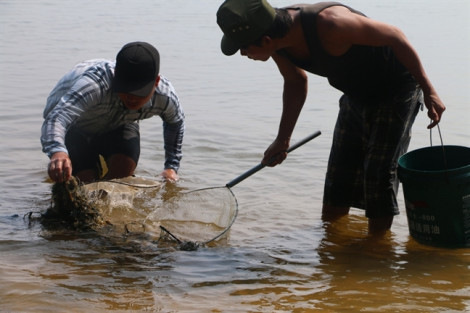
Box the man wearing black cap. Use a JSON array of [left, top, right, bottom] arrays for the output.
[[41, 41, 185, 183], [216, 0, 446, 234]]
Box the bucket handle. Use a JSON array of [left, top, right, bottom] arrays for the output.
[[429, 122, 448, 171]]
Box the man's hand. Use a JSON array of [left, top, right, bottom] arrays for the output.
[[424, 92, 446, 129], [262, 137, 290, 167], [48, 152, 72, 183], [161, 168, 178, 182]]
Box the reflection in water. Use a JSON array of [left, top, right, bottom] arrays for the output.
[[39, 232, 176, 312], [315, 214, 470, 312], [5, 208, 469, 313]]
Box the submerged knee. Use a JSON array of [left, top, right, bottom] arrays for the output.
[[368, 216, 394, 235], [322, 205, 350, 221]]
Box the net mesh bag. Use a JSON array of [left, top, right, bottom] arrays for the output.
[[152, 186, 238, 245], [37, 176, 238, 250]]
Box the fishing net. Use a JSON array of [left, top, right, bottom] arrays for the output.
[[36, 176, 238, 250], [147, 130, 322, 248], [33, 132, 320, 251], [153, 186, 238, 249]]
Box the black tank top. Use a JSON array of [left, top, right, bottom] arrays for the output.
[[279, 2, 416, 101]]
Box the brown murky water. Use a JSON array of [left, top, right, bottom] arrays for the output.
[[1, 0, 469, 312]]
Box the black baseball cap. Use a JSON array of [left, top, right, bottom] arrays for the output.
[[113, 41, 160, 97]]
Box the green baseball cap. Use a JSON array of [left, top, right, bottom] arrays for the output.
[[217, 0, 276, 56]]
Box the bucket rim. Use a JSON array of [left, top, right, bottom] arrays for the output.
[[398, 145, 470, 174]]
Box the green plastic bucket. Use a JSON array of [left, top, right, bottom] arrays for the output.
[[398, 145, 470, 248]]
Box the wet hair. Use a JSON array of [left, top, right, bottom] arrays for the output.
[[251, 8, 293, 46]]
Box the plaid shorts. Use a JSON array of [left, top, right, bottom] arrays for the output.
[[323, 85, 422, 218]]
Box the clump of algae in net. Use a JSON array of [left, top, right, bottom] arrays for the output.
[[40, 176, 106, 231]]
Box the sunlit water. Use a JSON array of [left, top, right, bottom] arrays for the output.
[[1, 0, 469, 312]]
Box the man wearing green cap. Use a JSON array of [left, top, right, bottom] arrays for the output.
[[41, 41, 185, 184], [217, 0, 446, 234]]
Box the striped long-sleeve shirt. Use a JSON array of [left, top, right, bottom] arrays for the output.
[[41, 59, 185, 172]]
